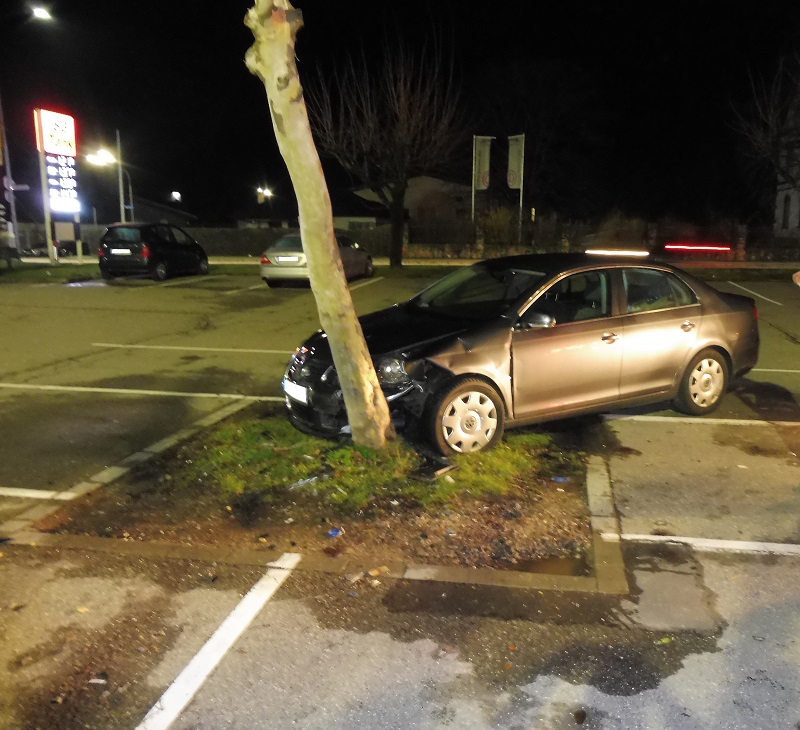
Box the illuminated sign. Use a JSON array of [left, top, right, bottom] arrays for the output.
[[34, 109, 80, 214], [34, 109, 76, 156]]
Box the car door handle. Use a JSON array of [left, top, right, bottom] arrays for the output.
[[601, 332, 619, 344], [681, 321, 696, 332]]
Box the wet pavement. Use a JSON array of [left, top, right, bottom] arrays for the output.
[[1, 272, 799, 728]]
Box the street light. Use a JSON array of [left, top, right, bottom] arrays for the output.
[[257, 186, 273, 203], [86, 131, 132, 222], [0, 6, 53, 251]]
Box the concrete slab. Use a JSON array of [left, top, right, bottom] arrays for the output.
[[608, 419, 800, 543]]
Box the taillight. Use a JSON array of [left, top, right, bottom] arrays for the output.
[[142, 244, 151, 260], [753, 306, 759, 322], [98, 246, 105, 258], [260, 254, 271, 265]]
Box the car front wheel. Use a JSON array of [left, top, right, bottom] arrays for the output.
[[674, 349, 729, 415], [364, 257, 374, 278], [196, 257, 209, 275], [428, 378, 505, 454]]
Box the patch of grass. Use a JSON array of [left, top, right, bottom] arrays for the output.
[[0, 262, 102, 284], [177, 413, 577, 523]]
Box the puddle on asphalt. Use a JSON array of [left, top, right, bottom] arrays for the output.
[[513, 555, 591, 577]]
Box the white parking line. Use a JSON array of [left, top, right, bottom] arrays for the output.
[[223, 284, 266, 295], [0, 486, 76, 501], [149, 275, 225, 288], [604, 414, 800, 427], [728, 281, 784, 306], [136, 553, 302, 730], [92, 342, 292, 355], [0, 382, 284, 402], [351, 276, 384, 290], [613, 533, 800, 557], [753, 368, 800, 374]]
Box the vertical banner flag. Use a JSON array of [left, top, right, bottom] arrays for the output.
[[507, 134, 525, 189], [473, 135, 493, 191]]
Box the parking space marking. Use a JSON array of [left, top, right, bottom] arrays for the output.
[[753, 368, 800, 374], [0, 382, 284, 402], [727, 282, 784, 306], [136, 552, 302, 730], [223, 283, 266, 295], [614, 533, 800, 557], [91, 342, 293, 356], [148, 275, 225, 288], [351, 276, 384, 290], [605, 414, 800, 427], [0, 486, 76, 501]]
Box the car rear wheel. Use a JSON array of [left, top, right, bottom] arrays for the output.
[[674, 349, 729, 415], [152, 261, 168, 281], [100, 268, 114, 280], [265, 279, 282, 288], [364, 257, 374, 278], [428, 378, 505, 455], [196, 257, 209, 275]]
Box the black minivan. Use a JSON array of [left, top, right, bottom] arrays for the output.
[[98, 223, 209, 281]]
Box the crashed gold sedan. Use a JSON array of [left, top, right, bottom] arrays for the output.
[[283, 253, 760, 454]]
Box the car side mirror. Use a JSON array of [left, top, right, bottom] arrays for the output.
[[516, 312, 556, 330]]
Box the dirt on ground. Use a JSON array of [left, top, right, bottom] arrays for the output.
[[37, 462, 590, 574]]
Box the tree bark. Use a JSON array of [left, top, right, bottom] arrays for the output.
[[245, 0, 394, 449]]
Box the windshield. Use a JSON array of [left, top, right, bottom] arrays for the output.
[[412, 264, 548, 321]]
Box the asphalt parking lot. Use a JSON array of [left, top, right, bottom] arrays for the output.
[[1, 267, 799, 728]]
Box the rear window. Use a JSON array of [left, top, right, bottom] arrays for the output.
[[272, 236, 303, 251], [103, 227, 142, 243]]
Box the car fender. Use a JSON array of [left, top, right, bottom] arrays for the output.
[[423, 325, 513, 416]]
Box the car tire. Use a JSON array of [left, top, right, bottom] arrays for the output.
[[674, 349, 729, 416], [428, 378, 505, 455], [266, 280, 282, 288], [152, 261, 168, 281], [100, 268, 114, 280], [196, 257, 209, 275], [364, 257, 374, 278]]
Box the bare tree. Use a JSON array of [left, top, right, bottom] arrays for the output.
[[245, 0, 394, 449], [306, 45, 464, 267], [734, 54, 800, 189]]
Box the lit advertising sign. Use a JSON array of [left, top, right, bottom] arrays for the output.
[[34, 109, 80, 213]]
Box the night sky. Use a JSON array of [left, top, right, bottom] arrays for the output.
[[1, 1, 799, 225]]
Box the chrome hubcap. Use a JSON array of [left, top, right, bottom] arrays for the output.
[[689, 358, 724, 408], [441, 390, 498, 453]]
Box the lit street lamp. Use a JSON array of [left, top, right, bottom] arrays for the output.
[[0, 6, 53, 251], [86, 130, 133, 222], [257, 186, 273, 203]]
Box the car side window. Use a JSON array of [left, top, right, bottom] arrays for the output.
[[522, 270, 611, 325], [172, 227, 193, 245], [153, 225, 174, 244], [623, 268, 696, 313]]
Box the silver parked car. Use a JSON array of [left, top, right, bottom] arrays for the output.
[[283, 253, 760, 454], [259, 232, 373, 287]]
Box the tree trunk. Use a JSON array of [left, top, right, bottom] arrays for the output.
[[245, 0, 394, 449]]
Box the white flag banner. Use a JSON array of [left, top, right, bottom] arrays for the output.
[[507, 134, 525, 189], [473, 136, 493, 191]]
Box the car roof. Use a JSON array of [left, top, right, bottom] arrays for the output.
[[479, 252, 683, 275]]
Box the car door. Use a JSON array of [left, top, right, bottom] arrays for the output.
[[510, 269, 623, 419], [171, 226, 200, 271], [617, 267, 700, 398], [151, 225, 179, 269]]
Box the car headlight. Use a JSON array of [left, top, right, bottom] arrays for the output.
[[376, 357, 411, 386]]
